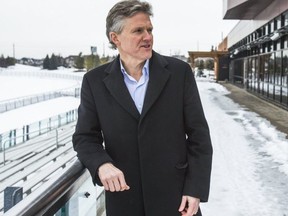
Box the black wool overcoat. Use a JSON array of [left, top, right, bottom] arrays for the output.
[[73, 51, 213, 216]]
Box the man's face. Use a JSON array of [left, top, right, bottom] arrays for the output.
[[111, 12, 153, 62]]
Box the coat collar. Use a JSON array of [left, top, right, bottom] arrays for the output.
[[103, 51, 171, 121]]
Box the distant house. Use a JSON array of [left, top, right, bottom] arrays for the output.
[[64, 55, 78, 68], [19, 58, 43, 67]]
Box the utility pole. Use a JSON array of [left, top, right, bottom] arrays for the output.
[[13, 43, 15, 59]]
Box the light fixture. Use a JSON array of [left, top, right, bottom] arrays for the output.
[[233, 49, 239, 55], [270, 32, 281, 41]]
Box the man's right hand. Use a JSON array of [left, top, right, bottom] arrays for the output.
[[98, 163, 130, 192]]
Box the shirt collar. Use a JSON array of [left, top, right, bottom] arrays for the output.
[[120, 59, 150, 78]]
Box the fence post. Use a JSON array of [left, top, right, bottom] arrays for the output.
[[0, 134, 2, 152], [39, 121, 42, 135], [58, 115, 61, 127], [56, 129, 59, 148], [9, 131, 12, 147], [26, 125, 30, 141], [49, 118, 52, 131], [22, 126, 25, 143]]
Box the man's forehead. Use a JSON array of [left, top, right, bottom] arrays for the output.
[[124, 14, 152, 27]]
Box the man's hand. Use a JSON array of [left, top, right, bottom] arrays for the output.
[[98, 163, 130, 192], [178, 196, 200, 216]]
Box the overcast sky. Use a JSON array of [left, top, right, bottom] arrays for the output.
[[0, 0, 238, 59]]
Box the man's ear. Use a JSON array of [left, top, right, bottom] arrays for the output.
[[110, 32, 120, 46]]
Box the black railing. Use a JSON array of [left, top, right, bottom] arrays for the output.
[[3, 159, 105, 216]]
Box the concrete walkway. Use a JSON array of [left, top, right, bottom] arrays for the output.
[[220, 82, 288, 138]]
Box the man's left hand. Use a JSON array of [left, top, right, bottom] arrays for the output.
[[178, 195, 200, 216]]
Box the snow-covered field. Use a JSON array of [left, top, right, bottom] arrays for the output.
[[0, 65, 287, 215], [0, 64, 82, 133], [0, 64, 83, 101]]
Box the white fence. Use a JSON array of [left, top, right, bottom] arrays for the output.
[[0, 86, 80, 113]]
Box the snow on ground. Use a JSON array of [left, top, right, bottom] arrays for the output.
[[0, 64, 83, 101], [0, 76, 78, 101], [0, 65, 288, 215], [0, 97, 80, 133], [0, 63, 85, 76], [0, 64, 81, 133], [196, 78, 288, 215]]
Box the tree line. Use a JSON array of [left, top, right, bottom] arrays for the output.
[[193, 58, 214, 71], [43, 52, 113, 71], [0, 55, 16, 68]]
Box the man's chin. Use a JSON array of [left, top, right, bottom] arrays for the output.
[[143, 49, 153, 59]]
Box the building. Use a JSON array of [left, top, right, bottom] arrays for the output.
[[223, 0, 288, 110]]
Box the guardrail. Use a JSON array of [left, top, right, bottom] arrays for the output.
[[0, 122, 77, 212], [3, 159, 105, 216], [0, 86, 80, 113], [0, 108, 78, 155]]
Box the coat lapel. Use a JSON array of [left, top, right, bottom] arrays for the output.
[[103, 57, 140, 120], [141, 52, 171, 120]]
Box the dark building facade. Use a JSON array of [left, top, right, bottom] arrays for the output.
[[224, 0, 288, 110]]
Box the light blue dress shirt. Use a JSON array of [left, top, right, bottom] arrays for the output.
[[120, 59, 150, 113]]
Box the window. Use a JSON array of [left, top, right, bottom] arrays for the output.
[[282, 50, 288, 105], [269, 21, 274, 34], [283, 35, 288, 48], [275, 16, 281, 30], [275, 51, 282, 102], [263, 54, 270, 97], [259, 55, 266, 94], [265, 24, 269, 35], [283, 11, 288, 27], [268, 53, 275, 99]]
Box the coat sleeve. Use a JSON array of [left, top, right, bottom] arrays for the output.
[[72, 74, 113, 186], [182, 65, 213, 202]]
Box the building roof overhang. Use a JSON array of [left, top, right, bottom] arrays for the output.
[[223, 0, 274, 20]]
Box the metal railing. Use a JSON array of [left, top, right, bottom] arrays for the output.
[[1, 125, 71, 166], [0, 108, 78, 154], [3, 159, 105, 216], [0, 86, 80, 113]]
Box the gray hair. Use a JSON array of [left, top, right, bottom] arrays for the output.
[[106, 0, 153, 49]]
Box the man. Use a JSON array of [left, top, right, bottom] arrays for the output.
[[72, 1, 213, 215]]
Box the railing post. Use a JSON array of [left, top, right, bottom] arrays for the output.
[[13, 129, 16, 146], [9, 130, 12, 147], [56, 129, 59, 148], [3, 139, 7, 165], [39, 121, 42, 135], [0, 134, 2, 152], [49, 117, 52, 131], [58, 115, 61, 127], [22, 126, 25, 143], [26, 125, 30, 141]]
